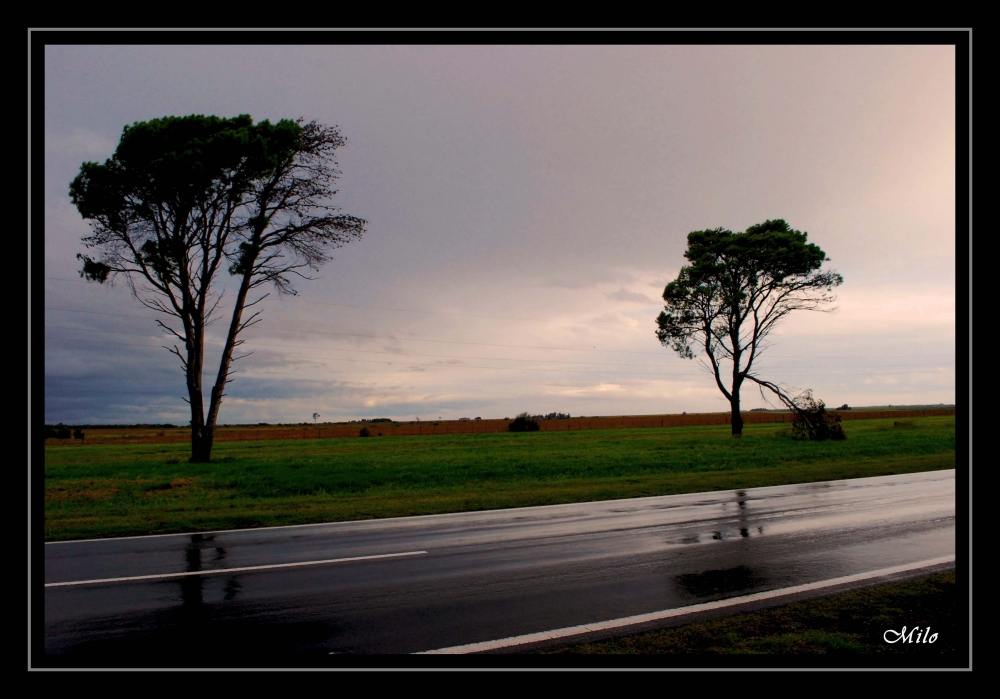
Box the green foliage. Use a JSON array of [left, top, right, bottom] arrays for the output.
[[68, 113, 366, 464], [69, 114, 303, 286], [227, 240, 262, 276], [655, 220, 843, 435], [656, 219, 842, 360], [70, 115, 300, 219], [76, 254, 111, 282]]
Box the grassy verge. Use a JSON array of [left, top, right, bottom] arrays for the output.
[[43, 415, 955, 541], [543, 571, 958, 656]]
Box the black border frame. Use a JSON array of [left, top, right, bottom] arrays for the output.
[[28, 27, 972, 673]]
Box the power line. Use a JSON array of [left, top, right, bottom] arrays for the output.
[[40, 337, 709, 376], [44, 307, 957, 358], [44, 276, 643, 328], [44, 276, 955, 341], [44, 307, 664, 354], [43, 326, 956, 369], [46, 307, 155, 320], [45, 336, 957, 378]]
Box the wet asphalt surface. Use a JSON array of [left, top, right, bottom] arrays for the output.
[[42, 470, 955, 663]]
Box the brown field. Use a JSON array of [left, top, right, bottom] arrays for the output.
[[46, 407, 956, 446]]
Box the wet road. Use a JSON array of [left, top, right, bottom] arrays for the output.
[[43, 470, 955, 660]]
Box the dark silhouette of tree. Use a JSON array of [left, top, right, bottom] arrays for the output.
[[45, 424, 71, 440], [655, 220, 842, 437], [71, 114, 366, 462], [744, 383, 846, 440], [788, 391, 845, 441], [509, 413, 540, 432]]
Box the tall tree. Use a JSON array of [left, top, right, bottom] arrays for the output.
[[655, 219, 843, 437], [71, 114, 366, 461]]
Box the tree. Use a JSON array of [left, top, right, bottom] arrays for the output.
[[655, 219, 843, 437], [508, 413, 540, 432], [71, 114, 366, 462], [786, 390, 845, 441]]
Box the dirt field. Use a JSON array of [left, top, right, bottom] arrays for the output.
[[45, 408, 956, 446]]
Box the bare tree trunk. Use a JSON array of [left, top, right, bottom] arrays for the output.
[[200, 225, 266, 463], [202, 275, 254, 459], [191, 430, 214, 463], [186, 317, 212, 463], [731, 354, 744, 437], [730, 390, 743, 437]]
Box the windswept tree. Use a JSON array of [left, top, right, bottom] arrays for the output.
[[71, 114, 366, 461], [655, 220, 843, 437]]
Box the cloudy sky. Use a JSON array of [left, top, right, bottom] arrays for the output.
[[42, 43, 957, 425]]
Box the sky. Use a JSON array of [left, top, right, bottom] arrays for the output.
[[41, 43, 958, 425]]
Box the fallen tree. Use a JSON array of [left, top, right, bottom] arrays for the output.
[[745, 377, 845, 441]]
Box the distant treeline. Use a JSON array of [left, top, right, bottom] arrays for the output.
[[45, 423, 179, 430], [44, 406, 954, 436], [43, 424, 86, 440]]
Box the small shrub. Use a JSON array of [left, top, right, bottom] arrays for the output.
[[509, 412, 540, 432], [44, 424, 72, 440], [73, 428, 85, 440], [359, 427, 370, 437], [790, 391, 846, 441]]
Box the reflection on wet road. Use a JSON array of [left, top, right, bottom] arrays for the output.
[[675, 564, 768, 598], [43, 470, 955, 660]]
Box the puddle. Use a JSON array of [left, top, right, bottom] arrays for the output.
[[179, 535, 205, 616], [177, 534, 241, 608], [674, 564, 767, 598]]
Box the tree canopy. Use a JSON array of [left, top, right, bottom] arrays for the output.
[[656, 219, 842, 437], [71, 114, 366, 461]]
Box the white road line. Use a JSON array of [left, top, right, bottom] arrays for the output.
[[416, 555, 955, 654], [45, 550, 428, 588]]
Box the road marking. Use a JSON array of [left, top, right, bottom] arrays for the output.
[[416, 555, 955, 654], [45, 550, 428, 588]]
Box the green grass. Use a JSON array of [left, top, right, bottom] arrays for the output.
[[543, 571, 958, 656], [43, 415, 956, 541]]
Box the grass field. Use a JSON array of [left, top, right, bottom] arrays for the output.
[[42, 415, 956, 541], [542, 571, 958, 657]]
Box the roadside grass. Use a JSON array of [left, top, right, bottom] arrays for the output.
[[542, 571, 958, 656], [43, 415, 955, 541]]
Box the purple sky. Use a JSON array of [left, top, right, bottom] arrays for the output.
[[42, 44, 957, 424]]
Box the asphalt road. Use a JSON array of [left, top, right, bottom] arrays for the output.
[[42, 469, 955, 662]]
